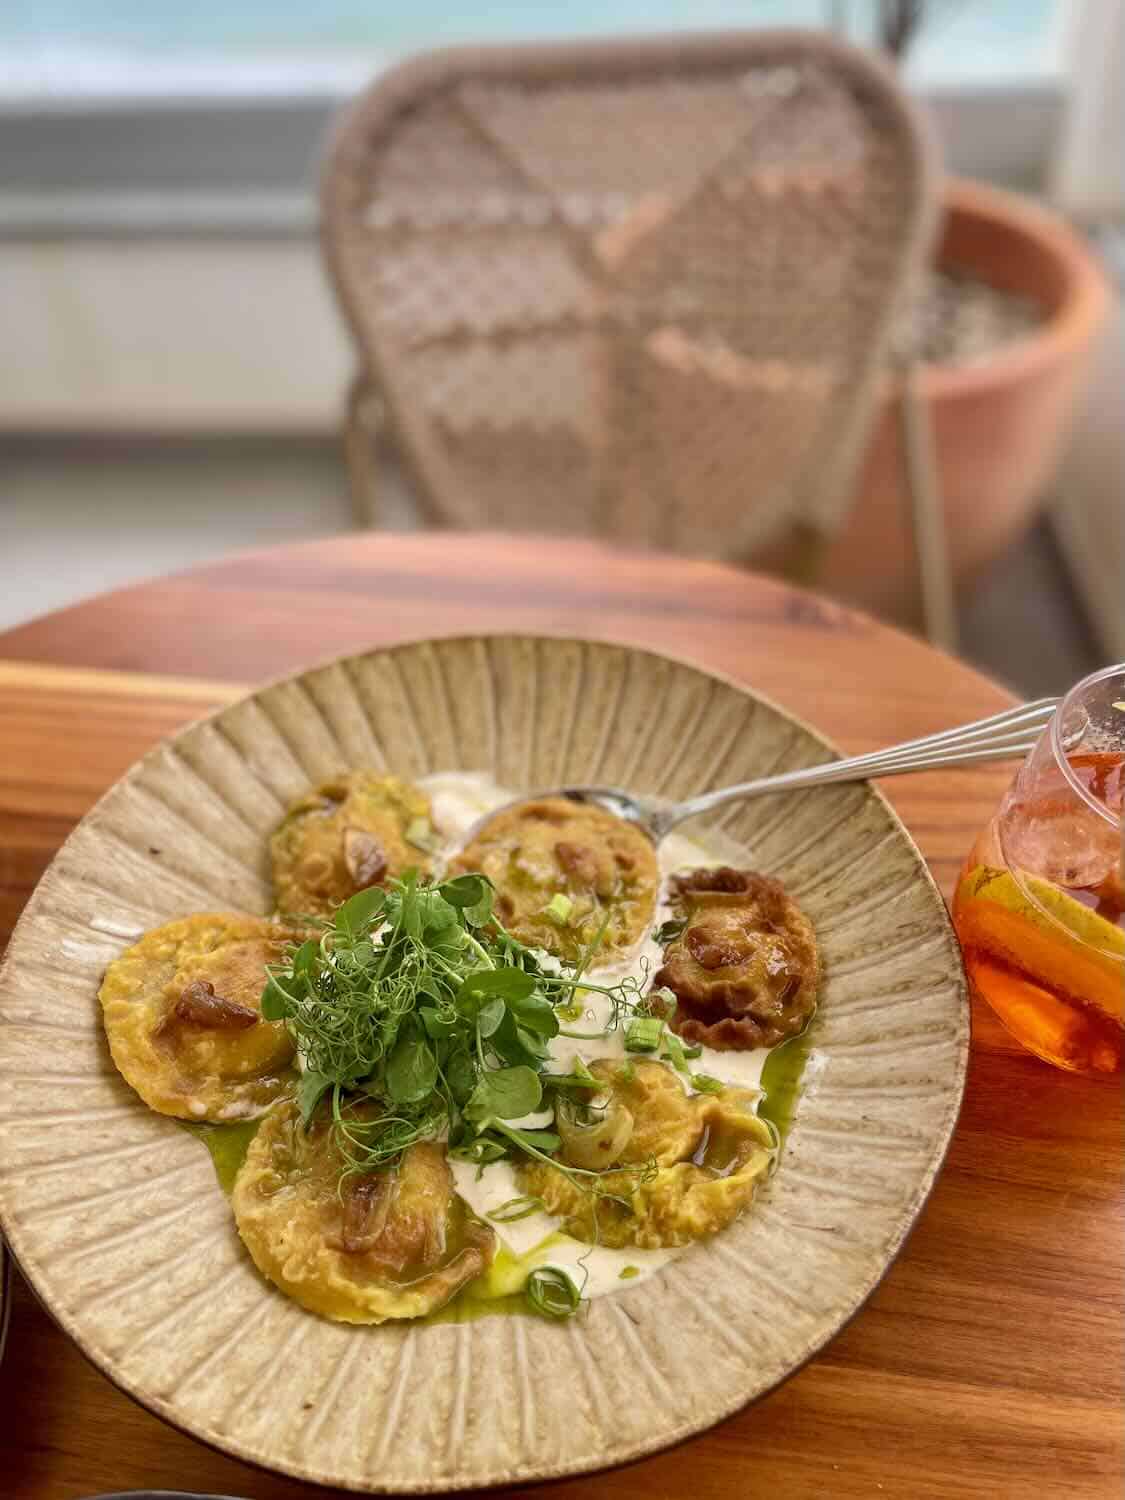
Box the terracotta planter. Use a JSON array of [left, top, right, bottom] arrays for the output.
[[816, 177, 1113, 621]]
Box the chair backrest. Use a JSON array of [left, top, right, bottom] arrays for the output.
[[322, 30, 936, 560]]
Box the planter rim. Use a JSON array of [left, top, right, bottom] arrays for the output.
[[891, 175, 1112, 401]]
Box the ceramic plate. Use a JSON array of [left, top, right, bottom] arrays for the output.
[[0, 636, 967, 1491]]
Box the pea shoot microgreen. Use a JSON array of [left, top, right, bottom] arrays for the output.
[[652, 916, 687, 944], [262, 870, 647, 1192]]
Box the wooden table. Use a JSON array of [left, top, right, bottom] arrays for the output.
[[0, 534, 1120, 1500]]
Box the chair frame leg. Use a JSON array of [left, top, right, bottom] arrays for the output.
[[900, 359, 958, 651], [344, 371, 381, 530]]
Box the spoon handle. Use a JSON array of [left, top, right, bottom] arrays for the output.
[[662, 698, 1059, 833]]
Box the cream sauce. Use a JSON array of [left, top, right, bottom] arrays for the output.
[[421, 772, 809, 1303]]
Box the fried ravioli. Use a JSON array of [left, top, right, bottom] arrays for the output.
[[99, 913, 298, 1121], [516, 1059, 772, 1250], [232, 1099, 494, 1323], [655, 867, 820, 1050], [454, 797, 658, 961], [270, 771, 433, 917]]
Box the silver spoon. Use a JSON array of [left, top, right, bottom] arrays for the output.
[[464, 698, 1059, 845]]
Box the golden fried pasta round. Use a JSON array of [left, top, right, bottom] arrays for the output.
[[99, 913, 298, 1122], [232, 1100, 495, 1323], [587, 1057, 702, 1166], [454, 797, 658, 961], [516, 1059, 772, 1250], [655, 867, 820, 1050], [270, 771, 433, 917]]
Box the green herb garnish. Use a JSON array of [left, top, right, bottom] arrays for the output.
[[262, 871, 646, 1181], [261, 871, 687, 1318], [618, 1265, 640, 1280]]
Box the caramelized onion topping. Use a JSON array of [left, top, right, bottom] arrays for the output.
[[173, 978, 259, 1030], [340, 1172, 393, 1255]]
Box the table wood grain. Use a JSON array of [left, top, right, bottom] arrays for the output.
[[0, 533, 1120, 1500]]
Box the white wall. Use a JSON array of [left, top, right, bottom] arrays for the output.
[[0, 238, 349, 432], [1050, 0, 1125, 219]]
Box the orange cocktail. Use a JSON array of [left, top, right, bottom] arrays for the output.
[[952, 666, 1124, 1075]]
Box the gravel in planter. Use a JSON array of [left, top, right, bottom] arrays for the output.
[[892, 268, 1045, 368]]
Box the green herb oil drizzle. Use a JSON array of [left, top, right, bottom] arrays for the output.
[[180, 1119, 261, 1195], [758, 1025, 815, 1148]]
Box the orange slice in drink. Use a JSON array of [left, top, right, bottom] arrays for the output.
[[954, 867, 1124, 1024]]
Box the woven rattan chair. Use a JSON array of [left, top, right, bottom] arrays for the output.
[[322, 29, 939, 585]]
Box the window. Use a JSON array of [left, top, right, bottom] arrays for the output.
[[0, 2, 1072, 230], [1, 1, 1063, 96]]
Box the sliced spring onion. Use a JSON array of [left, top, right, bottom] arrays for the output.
[[662, 1031, 690, 1074], [545, 893, 574, 925], [690, 1073, 725, 1095], [542, 1072, 600, 1092], [557, 1093, 634, 1169], [405, 817, 441, 853], [624, 1016, 664, 1053], [525, 1265, 581, 1319], [618, 1265, 641, 1280], [486, 1195, 546, 1223]]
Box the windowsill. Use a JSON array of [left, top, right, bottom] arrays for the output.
[[0, 191, 318, 235], [0, 73, 1065, 237], [0, 54, 376, 112]]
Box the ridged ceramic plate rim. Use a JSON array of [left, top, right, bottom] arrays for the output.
[[0, 634, 969, 1492]]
